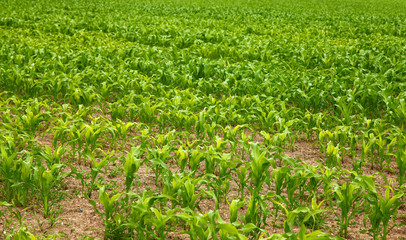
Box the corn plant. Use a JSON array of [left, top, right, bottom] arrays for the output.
[[109, 101, 128, 122], [180, 177, 204, 211], [189, 149, 204, 176], [241, 194, 269, 237], [83, 123, 104, 156], [139, 101, 158, 123], [177, 209, 252, 240], [127, 192, 156, 239], [273, 199, 327, 236], [235, 164, 249, 201], [11, 153, 35, 207], [150, 207, 178, 239], [362, 186, 405, 240], [177, 146, 188, 172], [204, 153, 234, 207], [38, 145, 66, 166], [67, 121, 86, 163], [89, 186, 123, 239], [222, 125, 245, 159], [335, 96, 356, 125], [148, 146, 171, 185], [20, 107, 51, 136], [52, 118, 72, 149], [86, 150, 114, 198], [228, 199, 244, 224], [325, 141, 341, 168], [331, 181, 364, 237], [0, 145, 20, 203], [114, 120, 134, 149], [124, 146, 143, 194], [33, 163, 64, 218], [176, 210, 212, 240], [195, 110, 207, 138], [127, 193, 175, 239], [395, 141, 406, 186], [249, 143, 273, 195], [362, 133, 377, 169]]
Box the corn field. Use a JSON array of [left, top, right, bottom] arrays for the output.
[[0, 0, 406, 239]]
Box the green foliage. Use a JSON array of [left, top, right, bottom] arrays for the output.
[[331, 181, 364, 237], [362, 187, 405, 240], [33, 163, 64, 218], [0, 0, 406, 239]]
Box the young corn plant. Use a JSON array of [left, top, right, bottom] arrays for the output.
[[127, 193, 156, 239], [0, 145, 19, 203], [228, 199, 244, 225], [128, 193, 176, 239], [86, 151, 114, 198], [384, 136, 397, 168], [296, 164, 323, 197], [395, 141, 406, 186], [325, 141, 341, 168], [151, 130, 177, 148], [139, 101, 158, 123], [148, 146, 171, 186], [242, 194, 269, 237], [150, 207, 178, 239], [264, 225, 341, 240], [177, 146, 188, 173], [177, 209, 252, 240], [180, 178, 204, 211], [304, 196, 328, 231], [335, 96, 356, 125], [83, 123, 104, 156], [12, 152, 35, 207], [235, 164, 249, 201], [275, 199, 327, 236], [361, 133, 377, 169], [0, 148, 34, 207], [109, 101, 128, 122], [89, 186, 123, 240], [209, 153, 234, 206], [205, 122, 218, 143], [272, 128, 292, 153], [189, 149, 204, 177], [195, 110, 207, 138], [176, 209, 211, 240], [20, 108, 51, 137], [52, 118, 72, 149], [38, 145, 66, 166], [362, 186, 405, 240], [203, 147, 217, 175], [375, 134, 388, 169], [222, 125, 245, 159], [249, 143, 273, 195], [67, 121, 86, 164], [33, 163, 64, 218], [124, 146, 143, 195], [271, 166, 291, 223], [114, 120, 134, 150], [331, 181, 364, 237]]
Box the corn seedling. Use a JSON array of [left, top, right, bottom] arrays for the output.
[[331, 181, 364, 237], [362, 186, 405, 240], [33, 163, 64, 218]]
